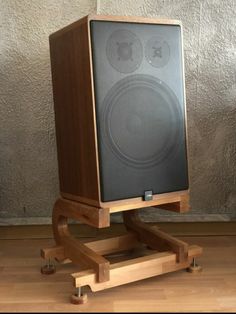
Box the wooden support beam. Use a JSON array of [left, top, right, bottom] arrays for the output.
[[108, 190, 189, 213], [154, 194, 190, 213], [85, 233, 139, 256], [40, 246, 65, 261], [40, 233, 139, 263], [53, 198, 110, 230], [123, 210, 188, 263], [72, 245, 202, 292], [62, 236, 110, 283]]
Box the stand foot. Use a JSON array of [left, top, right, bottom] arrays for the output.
[[41, 259, 56, 275], [71, 287, 88, 304], [186, 258, 202, 273]]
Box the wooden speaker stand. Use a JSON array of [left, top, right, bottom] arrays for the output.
[[41, 197, 202, 304]]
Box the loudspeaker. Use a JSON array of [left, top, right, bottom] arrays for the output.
[[49, 15, 189, 207]]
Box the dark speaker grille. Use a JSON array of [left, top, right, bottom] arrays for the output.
[[90, 20, 188, 201], [101, 74, 182, 168], [106, 29, 143, 73]]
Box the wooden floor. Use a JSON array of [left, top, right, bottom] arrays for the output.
[[0, 235, 236, 312]]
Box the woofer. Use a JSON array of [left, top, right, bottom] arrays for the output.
[[101, 74, 182, 168]]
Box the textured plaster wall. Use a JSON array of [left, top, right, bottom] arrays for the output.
[[0, 0, 235, 224], [0, 0, 97, 224]]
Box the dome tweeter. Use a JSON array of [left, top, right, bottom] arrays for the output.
[[106, 29, 143, 73]]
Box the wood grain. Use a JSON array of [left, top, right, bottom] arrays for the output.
[[0, 236, 235, 312], [52, 198, 109, 232], [62, 236, 110, 283], [85, 233, 140, 256], [62, 189, 190, 212], [154, 194, 190, 212], [107, 190, 189, 213], [50, 16, 100, 205], [123, 210, 189, 263], [50, 198, 110, 282], [72, 245, 202, 292], [40, 233, 139, 263]]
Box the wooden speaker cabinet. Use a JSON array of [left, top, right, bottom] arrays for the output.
[[41, 16, 202, 304], [49, 14, 190, 213]]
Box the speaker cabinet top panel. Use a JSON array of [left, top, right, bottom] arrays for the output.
[[50, 15, 183, 39], [49, 14, 189, 207]]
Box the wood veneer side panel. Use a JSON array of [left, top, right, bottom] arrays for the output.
[[49, 17, 100, 203]]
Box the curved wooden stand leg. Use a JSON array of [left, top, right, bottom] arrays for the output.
[[123, 209, 189, 263], [41, 198, 110, 283]]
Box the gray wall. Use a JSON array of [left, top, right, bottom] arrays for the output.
[[0, 0, 235, 224], [0, 0, 97, 224]]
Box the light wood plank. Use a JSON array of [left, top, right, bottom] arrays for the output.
[[123, 210, 189, 262], [85, 233, 139, 255], [62, 236, 110, 283], [72, 245, 202, 292], [106, 190, 189, 213]]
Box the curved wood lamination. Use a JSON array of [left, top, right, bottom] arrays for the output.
[[52, 198, 110, 283]]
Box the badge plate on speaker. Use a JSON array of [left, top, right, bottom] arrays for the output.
[[144, 190, 153, 201]]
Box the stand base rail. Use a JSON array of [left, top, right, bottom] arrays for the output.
[[72, 245, 202, 292]]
